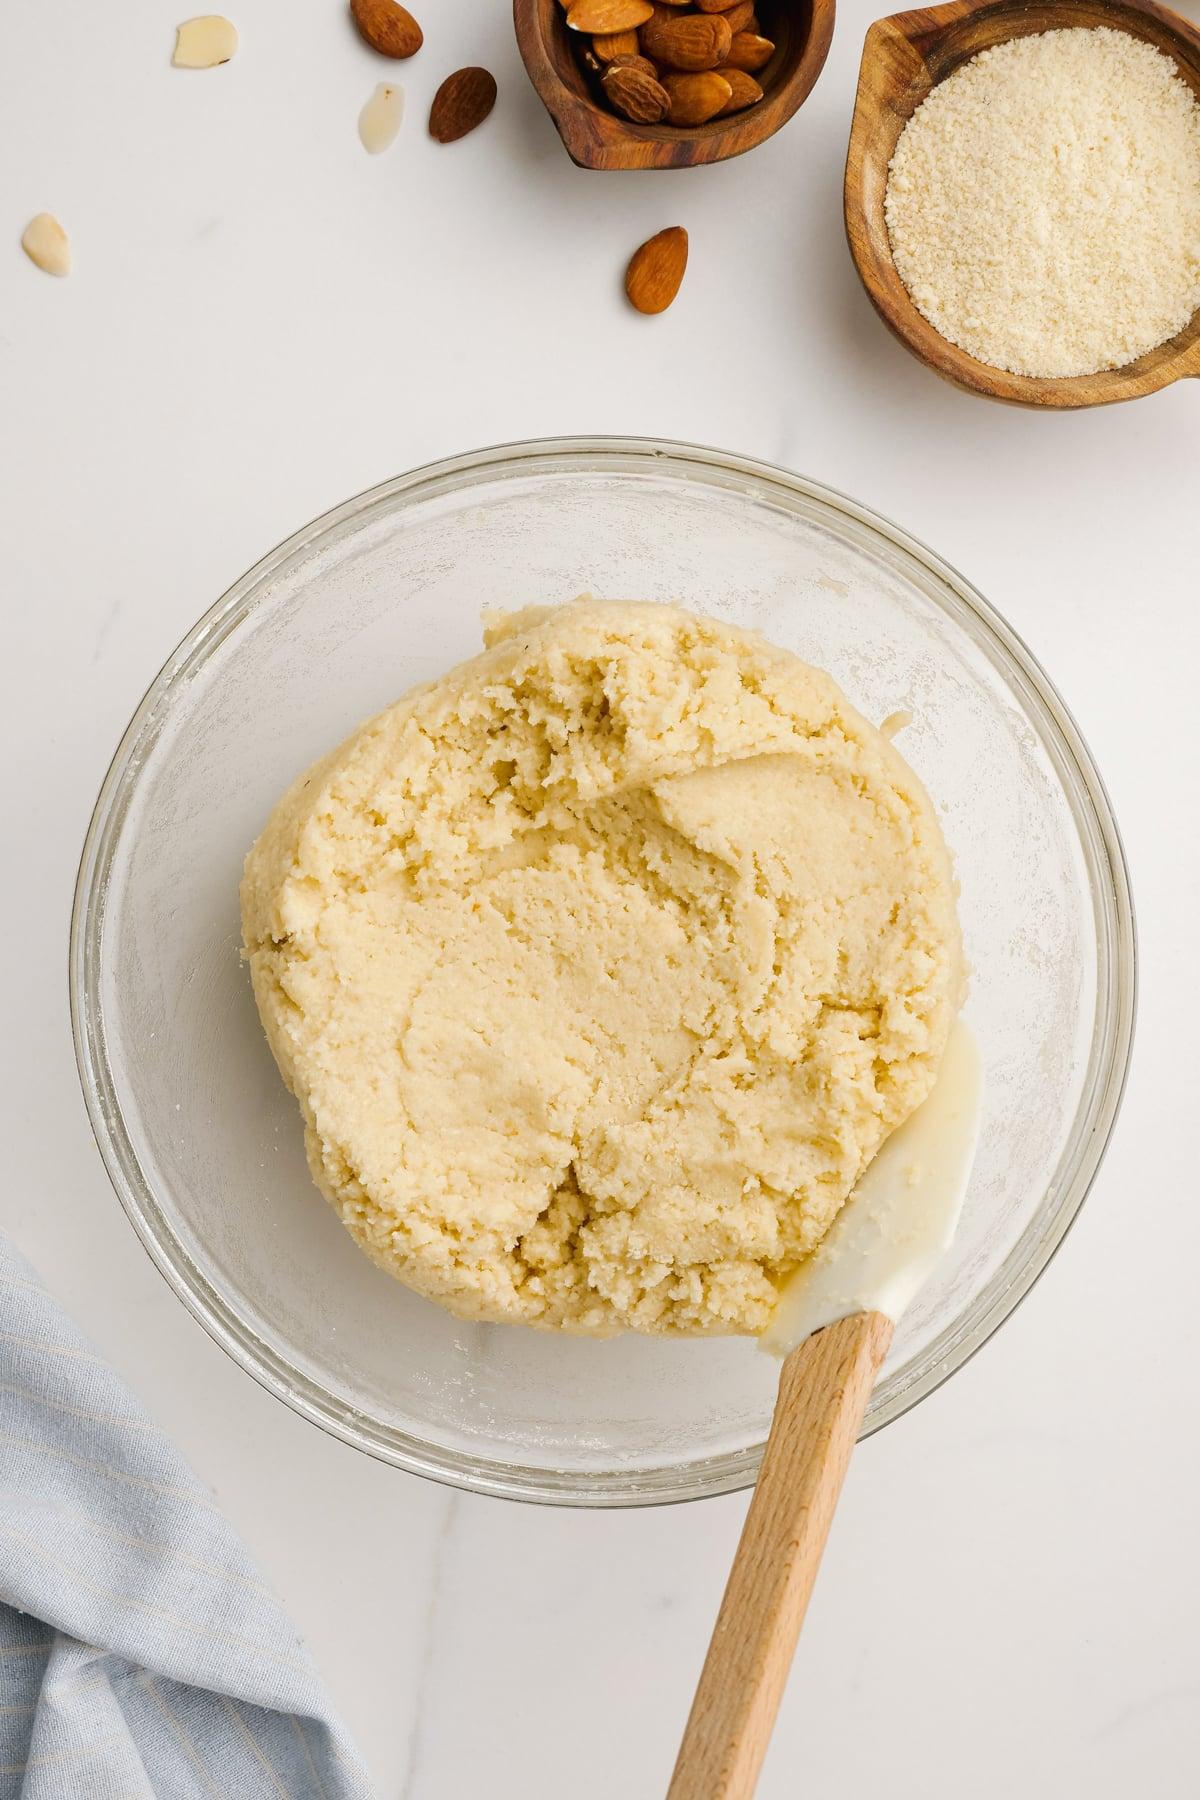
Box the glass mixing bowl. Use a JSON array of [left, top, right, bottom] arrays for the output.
[[71, 438, 1135, 1506]]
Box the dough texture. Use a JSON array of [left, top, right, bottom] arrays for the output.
[[242, 601, 963, 1336]]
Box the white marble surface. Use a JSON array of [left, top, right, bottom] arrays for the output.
[[3, 1, 1199, 1793]]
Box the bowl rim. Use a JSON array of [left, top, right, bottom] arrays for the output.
[[70, 434, 1137, 1507], [514, 0, 837, 171], [844, 0, 1200, 407]]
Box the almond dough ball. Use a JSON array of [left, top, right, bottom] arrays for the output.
[[241, 601, 963, 1336]]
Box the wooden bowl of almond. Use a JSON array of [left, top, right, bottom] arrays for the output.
[[514, 0, 835, 169]]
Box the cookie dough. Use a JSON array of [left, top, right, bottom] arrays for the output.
[[241, 601, 963, 1336]]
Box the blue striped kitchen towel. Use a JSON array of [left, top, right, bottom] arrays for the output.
[[0, 1235, 374, 1799]]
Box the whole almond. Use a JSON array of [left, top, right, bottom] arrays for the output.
[[640, 11, 731, 70], [604, 51, 659, 75], [603, 62, 671, 121], [593, 28, 640, 60], [625, 225, 688, 314], [716, 66, 762, 112], [350, 0, 422, 59], [694, 0, 741, 9], [724, 31, 773, 71], [662, 69, 732, 123], [429, 66, 497, 141], [565, 0, 652, 31], [723, 0, 755, 31]]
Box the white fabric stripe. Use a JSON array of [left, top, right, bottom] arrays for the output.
[[140, 1676, 223, 1800], [222, 1696, 293, 1800], [291, 1713, 332, 1800], [0, 1522, 311, 1676], [0, 1334, 106, 1364], [0, 1429, 222, 1512], [0, 1492, 280, 1604], [0, 1728, 127, 1774], [97, 1656, 156, 1800], [0, 1382, 163, 1435]]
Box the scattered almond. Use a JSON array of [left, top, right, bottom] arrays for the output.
[[640, 11, 731, 70], [593, 29, 641, 59], [662, 70, 732, 123], [603, 63, 671, 121], [350, 0, 422, 58], [172, 16, 238, 68], [21, 213, 70, 278], [723, 30, 774, 70], [565, 0, 653, 31], [716, 66, 762, 112], [428, 66, 498, 142], [358, 81, 405, 152], [626, 226, 688, 313]]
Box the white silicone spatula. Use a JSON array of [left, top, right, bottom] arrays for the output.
[[668, 1022, 982, 1800]]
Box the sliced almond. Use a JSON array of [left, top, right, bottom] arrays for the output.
[[172, 16, 238, 68], [603, 63, 671, 121], [723, 31, 774, 71], [716, 66, 762, 112], [21, 213, 70, 278], [592, 29, 640, 60], [565, 0, 652, 32], [428, 66, 498, 142], [350, 0, 423, 59], [358, 81, 404, 152], [661, 70, 731, 124], [625, 226, 688, 314], [639, 11, 731, 71]]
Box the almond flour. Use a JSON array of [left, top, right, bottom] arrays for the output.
[[885, 28, 1200, 378]]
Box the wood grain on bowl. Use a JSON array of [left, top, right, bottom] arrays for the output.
[[514, 0, 835, 169], [844, 0, 1200, 407]]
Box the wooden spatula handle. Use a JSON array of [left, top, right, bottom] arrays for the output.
[[668, 1310, 894, 1800]]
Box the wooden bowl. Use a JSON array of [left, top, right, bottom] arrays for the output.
[[514, 0, 836, 171], [844, 0, 1200, 407]]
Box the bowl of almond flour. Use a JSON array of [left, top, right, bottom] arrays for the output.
[[845, 1, 1200, 407]]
